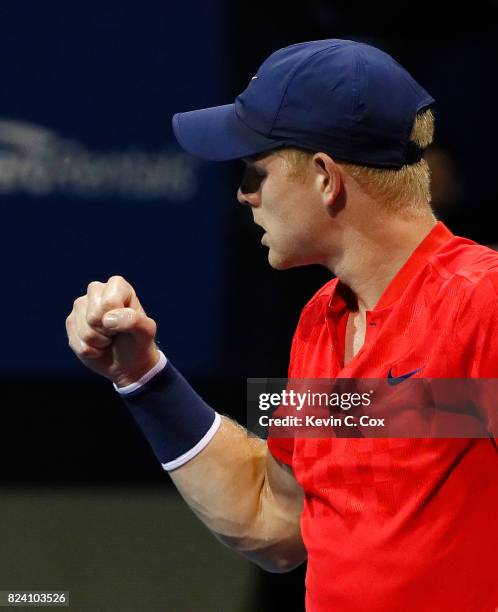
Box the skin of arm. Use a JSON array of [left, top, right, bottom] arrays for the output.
[[169, 416, 306, 573], [65, 276, 306, 573]]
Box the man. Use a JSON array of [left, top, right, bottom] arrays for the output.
[[66, 40, 498, 611]]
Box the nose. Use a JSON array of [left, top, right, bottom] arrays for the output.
[[237, 186, 260, 208]]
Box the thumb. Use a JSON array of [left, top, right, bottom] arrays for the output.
[[102, 308, 156, 341]]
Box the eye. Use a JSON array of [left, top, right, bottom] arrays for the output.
[[240, 165, 267, 193]]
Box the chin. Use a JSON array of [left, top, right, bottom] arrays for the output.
[[267, 250, 299, 271]]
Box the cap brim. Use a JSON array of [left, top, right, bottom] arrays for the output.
[[172, 104, 284, 161]]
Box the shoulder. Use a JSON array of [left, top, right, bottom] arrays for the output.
[[431, 235, 498, 288], [428, 236, 498, 307], [430, 237, 498, 334], [440, 242, 498, 375]]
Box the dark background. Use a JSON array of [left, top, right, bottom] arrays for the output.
[[2, 2, 498, 610]]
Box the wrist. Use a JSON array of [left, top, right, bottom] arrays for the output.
[[113, 348, 163, 389], [119, 358, 220, 470]]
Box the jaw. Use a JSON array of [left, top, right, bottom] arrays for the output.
[[267, 248, 291, 270], [267, 247, 315, 271]]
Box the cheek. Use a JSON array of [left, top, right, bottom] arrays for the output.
[[269, 215, 316, 255], [264, 193, 298, 226], [262, 181, 318, 241], [279, 205, 316, 239]]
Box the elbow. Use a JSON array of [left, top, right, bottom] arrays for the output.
[[256, 553, 306, 573], [217, 532, 307, 573], [243, 541, 307, 574]]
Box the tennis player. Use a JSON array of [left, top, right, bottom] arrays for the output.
[[66, 40, 498, 611]]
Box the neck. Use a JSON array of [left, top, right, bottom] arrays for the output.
[[327, 211, 437, 311]]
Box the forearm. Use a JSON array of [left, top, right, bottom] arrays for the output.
[[65, 278, 304, 570], [169, 417, 305, 572], [117, 355, 305, 571]]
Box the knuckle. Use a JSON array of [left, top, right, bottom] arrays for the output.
[[108, 275, 135, 295], [108, 274, 126, 285], [86, 309, 101, 327], [73, 295, 85, 309], [80, 329, 95, 344], [79, 343, 98, 358], [100, 297, 119, 312], [87, 280, 103, 293], [81, 329, 109, 348]]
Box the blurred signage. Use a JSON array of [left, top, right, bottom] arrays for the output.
[[1, 2, 229, 378]]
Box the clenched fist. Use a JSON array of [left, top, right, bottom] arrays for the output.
[[66, 276, 160, 387]]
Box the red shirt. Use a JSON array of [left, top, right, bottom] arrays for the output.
[[268, 222, 498, 612]]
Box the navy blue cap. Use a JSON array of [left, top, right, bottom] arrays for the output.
[[172, 39, 435, 169]]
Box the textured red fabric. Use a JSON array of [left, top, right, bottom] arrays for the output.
[[268, 222, 498, 611]]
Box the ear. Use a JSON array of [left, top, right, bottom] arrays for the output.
[[312, 153, 343, 208]]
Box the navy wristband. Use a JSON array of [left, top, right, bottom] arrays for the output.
[[121, 359, 221, 471]]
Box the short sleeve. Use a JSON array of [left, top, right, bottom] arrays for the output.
[[466, 271, 498, 437], [266, 279, 337, 466], [267, 435, 294, 466], [266, 320, 301, 467]]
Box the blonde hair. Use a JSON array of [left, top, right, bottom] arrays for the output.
[[280, 108, 435, 215]]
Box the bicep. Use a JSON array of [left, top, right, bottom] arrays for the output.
[[248, 449, 306, 572], [265, 451, 304, 518]]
